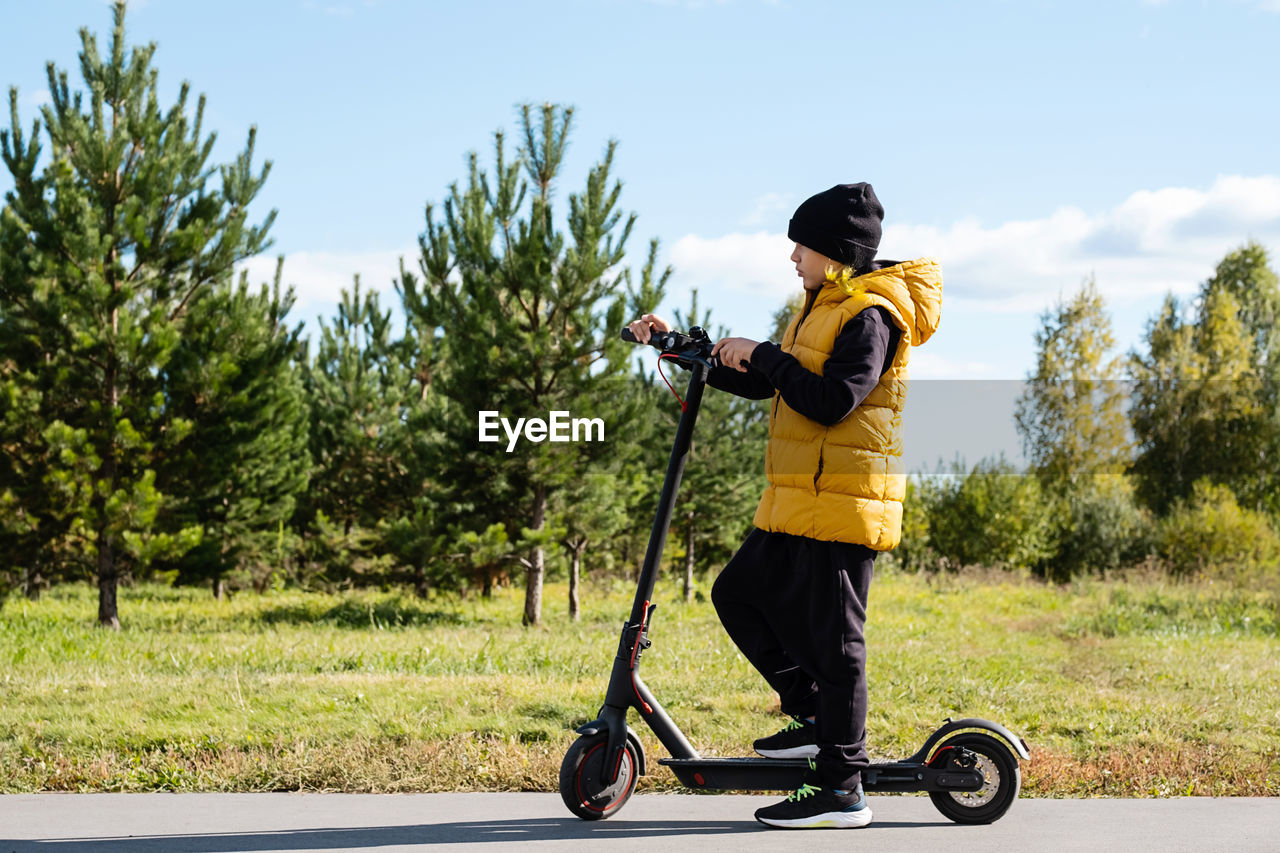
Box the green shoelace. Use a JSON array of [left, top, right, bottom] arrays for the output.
[[786, 783, 821, 802]]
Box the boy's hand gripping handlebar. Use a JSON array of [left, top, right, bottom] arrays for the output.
[[620, 324, 719, 370]]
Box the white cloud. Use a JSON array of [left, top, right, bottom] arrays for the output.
[[667, 175, 1280, 318], [668, 230, 796, 299], [21, 89, 51, 108], [905, 351, 1001, 380], [236, 247, 413, 321], [740, 191, 795, 227]]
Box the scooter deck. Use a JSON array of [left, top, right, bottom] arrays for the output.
[[659, 756, 984, 793]]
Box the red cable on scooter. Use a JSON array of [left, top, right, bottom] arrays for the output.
[[656, 353, 688, 412]]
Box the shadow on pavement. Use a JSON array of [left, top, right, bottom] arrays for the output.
[[3, 817, 754, 852], [1, 814, 950, 851]]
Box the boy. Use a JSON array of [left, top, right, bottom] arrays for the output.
[[628, 182, 942, 829]]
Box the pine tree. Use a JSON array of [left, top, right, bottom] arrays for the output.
[[377, 282, 450, 598], [600, 236, 676, 584], [298, 279, 420, 588], [0, 357, 62, 601], [402, 104, 659, 625], [553, 470, 628, 620], [770, 292, 806, 343], [0, 1, 273, 627], [669, 291, 768, 602], [155, 260, 310, 597], [1129, 295, 1200, 516], [545, 243, 677, 616]]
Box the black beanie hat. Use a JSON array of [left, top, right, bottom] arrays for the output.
[[787, 182, 884, 270]]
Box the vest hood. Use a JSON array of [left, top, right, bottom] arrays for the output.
[[831, 257, 943, 346]]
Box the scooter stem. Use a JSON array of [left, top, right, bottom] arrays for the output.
[[595, 360, 711, 780], [629, 360, 710, 623]]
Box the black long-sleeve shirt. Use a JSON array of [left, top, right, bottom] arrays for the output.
[[707, 306, 900, 426]]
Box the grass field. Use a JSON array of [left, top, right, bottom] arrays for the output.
[[2, 567, 1278, 797]]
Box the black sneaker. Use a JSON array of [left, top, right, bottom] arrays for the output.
[[753, 716, 819, 759], [755, 781, 873, 829]]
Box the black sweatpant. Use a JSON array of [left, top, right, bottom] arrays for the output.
[[711, 526, 875, 791]]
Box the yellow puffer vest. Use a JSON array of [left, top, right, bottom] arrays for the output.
[[752, 257, 943, 549]]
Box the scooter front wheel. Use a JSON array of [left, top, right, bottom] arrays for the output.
[[927, 732, 1021, 824], [559, 732, 640, 820]]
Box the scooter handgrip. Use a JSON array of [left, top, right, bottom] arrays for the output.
[[620, 327, 640, 343]]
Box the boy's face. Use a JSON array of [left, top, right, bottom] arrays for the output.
[[790, 243, 842, 292]]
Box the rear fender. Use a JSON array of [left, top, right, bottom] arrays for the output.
[[907, 717, 1030, 764]]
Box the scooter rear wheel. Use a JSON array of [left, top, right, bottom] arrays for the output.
[[559, 732, 640, 820], [927, 732, 1021, 824]]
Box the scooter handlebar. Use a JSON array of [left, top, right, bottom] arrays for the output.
[[620, 325, 718, 368]]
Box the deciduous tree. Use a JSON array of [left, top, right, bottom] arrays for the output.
[[1130, 246, 1280, 516], [1015, 277, 1132, 493]]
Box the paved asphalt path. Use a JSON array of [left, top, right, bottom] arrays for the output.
[[2, 793, 1278, 853]]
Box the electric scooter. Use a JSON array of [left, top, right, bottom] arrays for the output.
[[558, 325, 1030, 824]]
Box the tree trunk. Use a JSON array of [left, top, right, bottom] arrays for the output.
[[523, 484, 547, 626], [96, 530, 120, 630], [97, 300, 121, 630], [569, 543, 583, 621], [213, 576, 227, 600], [414, 569, 430, 600], [683, 515, 695, 603], [95, 429, 120, 628], [22, 569, 42, 601]]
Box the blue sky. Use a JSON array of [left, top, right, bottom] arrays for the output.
[[4, 0, 1280, 464]]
